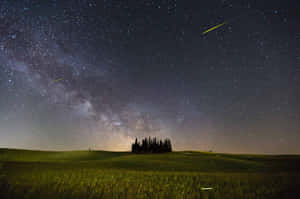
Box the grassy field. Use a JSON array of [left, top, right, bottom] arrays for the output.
[[0, 149, 300, 199]]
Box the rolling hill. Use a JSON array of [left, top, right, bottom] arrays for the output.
[[0, 149, 300, 199]]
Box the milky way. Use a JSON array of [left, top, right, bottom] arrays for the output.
[[0, 0, 300, 153]]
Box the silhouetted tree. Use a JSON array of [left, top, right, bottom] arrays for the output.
[[131, 137, 172, 153]]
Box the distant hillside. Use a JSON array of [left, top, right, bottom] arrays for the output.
[[1, 148, 300, 172]]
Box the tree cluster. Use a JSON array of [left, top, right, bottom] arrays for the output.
[[131, 137, 172, 153]]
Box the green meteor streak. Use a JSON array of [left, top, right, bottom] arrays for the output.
[[202, 21, 227, 35], [52, 78, 64, 83]]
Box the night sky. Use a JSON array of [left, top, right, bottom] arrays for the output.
[[1, 0, 300, 153]]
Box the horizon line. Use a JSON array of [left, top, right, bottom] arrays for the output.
[[1, 147, 300, 156]]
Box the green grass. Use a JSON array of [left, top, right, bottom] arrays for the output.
[[1, 149, 300, 199]]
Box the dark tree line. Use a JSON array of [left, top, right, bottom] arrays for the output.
[[131, 137, 172, 153]]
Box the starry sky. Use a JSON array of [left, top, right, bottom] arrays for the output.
[[0, 0, 300, 153]]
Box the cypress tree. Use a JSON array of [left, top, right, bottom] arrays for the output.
[[131, 137, 172, 153]]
